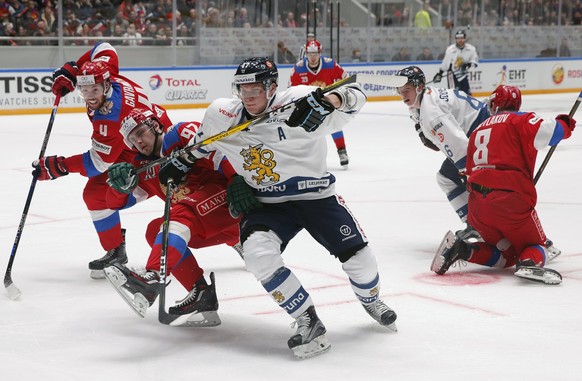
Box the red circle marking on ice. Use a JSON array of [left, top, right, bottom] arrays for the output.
[[415, 272, 501, 286]]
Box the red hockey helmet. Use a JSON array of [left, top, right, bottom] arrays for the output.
[[306, 40, 322, 54], [488, 85, 522, 114], [120, 108, 157, 148], [76, 60, 111, 86]]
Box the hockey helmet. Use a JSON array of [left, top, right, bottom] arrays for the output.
[[455, 29, 466, 39], [488, 85, 522, 114], [397, 66, 426, 87], [76, 60, 110, 86], [120, 108, 157, 148], [233, 57, 278, 98], [306, 40, 322, 54]]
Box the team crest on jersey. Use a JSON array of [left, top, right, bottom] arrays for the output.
[[454, 57, 464, 71], [310, 80, 326, 88], [98, 100, 114, 115], [160, 182, 191, 203], [240, 144, 280, 185]]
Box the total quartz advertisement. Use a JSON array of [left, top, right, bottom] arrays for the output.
[[0, 59, 580, 115]]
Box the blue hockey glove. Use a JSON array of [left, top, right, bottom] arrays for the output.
[[159, 154, 196, 186]]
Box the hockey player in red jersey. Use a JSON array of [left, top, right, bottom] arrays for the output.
[[290, 39, 351, 168], [102, 108, 242, 323], [33, 42, 172, 279], [431, 85, 576, 285]]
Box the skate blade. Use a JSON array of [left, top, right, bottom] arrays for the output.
[[103, 266, 149, 317], [291, 334, 331, 360], [169, 310, 222, 327], [514, 266, 562, 285], [430, 230, 456, 273], [383, 322, 398, 332], [546, 245, 561, 263], [90, 270, 105, 279]]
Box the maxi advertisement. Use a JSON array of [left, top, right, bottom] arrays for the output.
[[0, 59, 581, 115]]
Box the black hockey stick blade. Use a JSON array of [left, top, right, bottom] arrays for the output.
[[534, 89, 582, 184], [5, 94, 61, 300], [131, 74, 360, 177]]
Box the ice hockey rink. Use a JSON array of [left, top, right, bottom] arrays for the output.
[[1, 92, 581, 381]]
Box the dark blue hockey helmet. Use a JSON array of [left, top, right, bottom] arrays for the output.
[[397, 66, 426, 87], [234, 57, 279, 88]]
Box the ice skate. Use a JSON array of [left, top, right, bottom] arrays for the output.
[[337, 148, 349, 168], [514, 259, 562, 285], [362, 299, 398, 332], [167, 272, 221, 327], [431, 230, 471, 275], [103, 264, 160, 317], [545, 240, 561, 262], [89, 229, 128, 279], [287, 306, 330, 360]]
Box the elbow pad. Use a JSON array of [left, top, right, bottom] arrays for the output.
[[330, 85, 367, 113]]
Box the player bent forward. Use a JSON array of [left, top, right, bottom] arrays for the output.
[[431, 85, 576, 285], [103, 109, 242, 325], [159, 57, 397, 359]]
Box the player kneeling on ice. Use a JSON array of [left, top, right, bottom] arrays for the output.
[[431, 85, 576, 285], [160, 57, 397, 359], [103, 108, 243, 326]]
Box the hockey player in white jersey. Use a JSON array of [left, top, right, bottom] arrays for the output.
[[433, 29, 479, 95], [158, 57, 397, 359], [398, 65, 489, 228]]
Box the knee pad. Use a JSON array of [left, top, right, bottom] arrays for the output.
[[243, 230, 285, 281]]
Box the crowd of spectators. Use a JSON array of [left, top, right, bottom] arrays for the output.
[[0, 0, 581, 47], [377, 0, 582, 27]]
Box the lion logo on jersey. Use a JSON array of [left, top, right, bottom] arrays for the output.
[[240, 144, 280, 185]]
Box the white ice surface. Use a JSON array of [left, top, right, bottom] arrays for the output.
[[1, 93, 581, 380]]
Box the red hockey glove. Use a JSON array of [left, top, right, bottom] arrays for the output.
[[556, 114, 576, 134], [52, 61, 79, 96], [32, 156, 69, 181]]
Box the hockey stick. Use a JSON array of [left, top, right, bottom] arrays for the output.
[[157, 177, 177, 325], [130, 73, 408, 177], [156, 178, 220, 327], [4, 94, 61, 300], [533, 90, 582, 184]]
